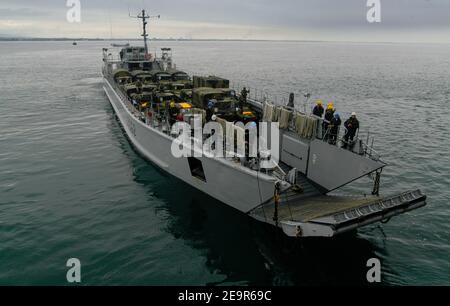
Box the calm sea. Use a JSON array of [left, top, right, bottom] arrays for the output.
[[0, 40, 449, 285]]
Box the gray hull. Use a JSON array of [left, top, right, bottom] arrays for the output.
[[103, 77, 277, 213], [103, 76, 428, 238]]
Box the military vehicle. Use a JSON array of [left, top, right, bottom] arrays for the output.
[[191, 87, 238, 121], [171, 70, 191, 82], [151, 70, 172, 83], [131, 70, 154, 83], [193, 75, 230, 89], [176, 88, 193, 101]]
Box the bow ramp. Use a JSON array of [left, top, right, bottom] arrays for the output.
[[249, 190, 426, 238]]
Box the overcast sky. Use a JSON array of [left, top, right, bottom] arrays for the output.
[[1, 0, 449, 42]]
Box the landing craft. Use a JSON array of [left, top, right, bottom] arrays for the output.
[[102, 9, 427, 238]]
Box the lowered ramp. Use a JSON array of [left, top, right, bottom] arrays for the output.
[[249, 190, 427, 238]]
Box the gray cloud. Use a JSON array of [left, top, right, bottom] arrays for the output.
[[0, 8, 52, 17], [1, 0, 450, 42]]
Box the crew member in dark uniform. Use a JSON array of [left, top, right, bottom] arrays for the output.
[[241, 87, 249, 103], [239, 87, 250, 111], [313, 100, 324, 118], [136, 80, 143, 94], [343, 112, 360, 149], [206, 99, 216, 121], [329, 112, 341, 145], [323, 103, 335, 140]]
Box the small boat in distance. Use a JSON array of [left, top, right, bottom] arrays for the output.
[[72, 41, 77, 46], [111, 43, 130, 48]]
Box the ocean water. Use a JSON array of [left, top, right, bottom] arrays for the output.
[[0, 41, 449, 286]]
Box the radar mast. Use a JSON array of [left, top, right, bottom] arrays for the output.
[[131, 9, 160, 56]]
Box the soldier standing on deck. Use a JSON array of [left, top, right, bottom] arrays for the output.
[[343, 112, 360, 149], [323, 102, 335, 140], [241, 87, 250, 103], [313, 100, 325, 118], [329, 112, 342, 145], [239, 87, 250, 111]]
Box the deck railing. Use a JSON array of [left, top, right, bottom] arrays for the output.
[[229, 81, 382, 161], [112, 71, 382, 163]]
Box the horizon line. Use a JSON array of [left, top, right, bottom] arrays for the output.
[[1, 37, 449, 45]]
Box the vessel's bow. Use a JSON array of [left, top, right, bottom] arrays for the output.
[[249, 190, 427, 238]]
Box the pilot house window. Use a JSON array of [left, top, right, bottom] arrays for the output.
[[188, 158, 207, 182]]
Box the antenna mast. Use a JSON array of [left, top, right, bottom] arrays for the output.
[[131, 9, 160, 56]]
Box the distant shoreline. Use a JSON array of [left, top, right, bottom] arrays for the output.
[[0, 37, 448, 44], [0, 37, 319, 42]]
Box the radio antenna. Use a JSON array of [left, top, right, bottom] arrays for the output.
[[130, 9, 160, 56]]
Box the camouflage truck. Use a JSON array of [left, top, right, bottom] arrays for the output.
[[169, 83, 188, 94], [171, 71, 191, 82], [123, 83, 139, 97], [152, 92, 194, 124], [223, 88, 259, 122], [192, 87, 237, 121], [149, 71, 174, 91], [178, 89, 193, 101], [154, 92, 179, 104], [130, 84, 158, 105], [131, 70, 154, 83], [193, 76, 230, 89], [113, 69, 131, 82], [171, 71, 193, 88], [168, 84, 192, 104], [192, 87, 258, 122], [142, 84, 158, 95], [151, 71, 172, 82]]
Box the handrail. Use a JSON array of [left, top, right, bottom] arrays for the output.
[[254, 95, 382, 161]]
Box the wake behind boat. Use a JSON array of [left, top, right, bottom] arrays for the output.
[[101, 10, 426, 238]]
